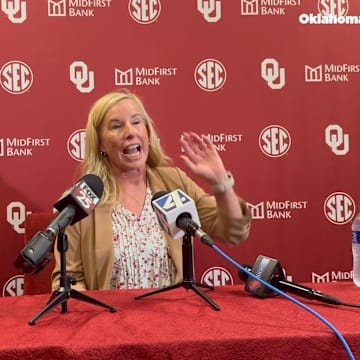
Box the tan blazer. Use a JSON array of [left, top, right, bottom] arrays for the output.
[[51, 166, 251, 291]]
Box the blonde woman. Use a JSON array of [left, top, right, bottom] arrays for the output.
[[52, 91, 251, 291]]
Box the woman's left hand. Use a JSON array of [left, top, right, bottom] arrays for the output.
[[180, 132, 228, 185]]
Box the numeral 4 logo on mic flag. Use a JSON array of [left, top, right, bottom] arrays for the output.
[[152, 189, 201, 240], [155, 190, 191, 212]]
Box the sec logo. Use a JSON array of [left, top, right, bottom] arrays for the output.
[[201, 267, 233, 287]]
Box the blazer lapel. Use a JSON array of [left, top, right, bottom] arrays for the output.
[[94, 204, 114, 289]]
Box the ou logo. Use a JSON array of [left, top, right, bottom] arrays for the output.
[[0, 60, 33, 94], [67, 129, 86, 162], [197, 0, 221, 23], [1, 0, 27, 23], [194, 59, 227, 92], [69, 61, 95, 93], [7, 201, 31, 234], [324, 192, 355, 225], [3, 275, 24, 296], [325, 124, 349, 156], [259, 125, 291, 158], [128, 0, 161, 24], [261, 58, 285, 90], [201, 267, 234, 287]]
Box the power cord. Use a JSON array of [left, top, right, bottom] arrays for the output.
[[210, 244, 356, 360]]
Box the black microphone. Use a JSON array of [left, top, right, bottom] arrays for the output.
[[176, 214, 213, 247], [151, 190, 213, 246], [14, 174, 104, 274], [238, 257, 342, 306]]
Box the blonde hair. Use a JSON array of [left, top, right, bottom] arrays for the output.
[[81, 90, 171, 205]]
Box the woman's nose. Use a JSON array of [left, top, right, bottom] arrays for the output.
[[123, 122, 136, 137]]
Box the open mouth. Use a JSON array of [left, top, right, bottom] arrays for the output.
[[123, 144, 141, 158]]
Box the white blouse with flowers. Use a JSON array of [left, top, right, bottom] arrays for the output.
[[110, 186, 176, 290]]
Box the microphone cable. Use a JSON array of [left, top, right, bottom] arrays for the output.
[[209, 244, 356, 360]]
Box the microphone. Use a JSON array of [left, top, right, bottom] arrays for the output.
[[238, 255, 342, 306], [151, 190, 213, 246], [14, 174, 104, 274]]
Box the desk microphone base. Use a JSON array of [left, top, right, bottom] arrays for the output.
[[135, 233, 220, 311], [29, 286, 117, 326], [135, 280, 220, 311], [28, 230, 116, 326]]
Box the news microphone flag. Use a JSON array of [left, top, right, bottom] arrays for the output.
[[53, 174, 102, 227], [152, 189, 201, 240]]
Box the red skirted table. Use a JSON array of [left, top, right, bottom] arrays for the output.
[[0, 282, 359, 359]]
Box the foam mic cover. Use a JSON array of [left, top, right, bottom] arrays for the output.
[[244, 255, 284, 298]]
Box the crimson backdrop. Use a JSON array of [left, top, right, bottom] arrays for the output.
[[1, 0, 360, 296]]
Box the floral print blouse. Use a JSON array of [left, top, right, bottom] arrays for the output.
[[110, 186, 176, 290]]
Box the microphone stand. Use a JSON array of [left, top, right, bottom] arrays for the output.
[[28, 229, 116, 326], [135, 232, 220, 311]]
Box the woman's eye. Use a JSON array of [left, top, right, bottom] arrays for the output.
[[131, 117, 143, 125], [111, 123, 122, 129]]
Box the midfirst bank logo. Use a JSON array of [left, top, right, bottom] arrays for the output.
[[241, 0, 301, 16], [258, 125, 291, 157], [48, 0, 112, 17], [128, 0, 161, 24], [312, 270, 352, 283], [305, 64, 360, 83], [206, 133, 243, 152], [323, 192, 355, 225], [0, 61, 33, 94], [1, 0, 26, 23], [115, 66, 177, 86], [201, 267, 234, 287], [0, 137, 51, 157], [180, 133, 243, 153], [247, 200, 308, 220]]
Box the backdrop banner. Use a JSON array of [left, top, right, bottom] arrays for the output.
[[1, 0, 359, 296]]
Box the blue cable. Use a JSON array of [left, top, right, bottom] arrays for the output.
[[211, 244, 355, 360]]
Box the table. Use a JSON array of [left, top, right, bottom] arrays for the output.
[[0, 282, 359, 359]]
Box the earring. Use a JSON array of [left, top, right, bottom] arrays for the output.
[[100, 151, 107, 157]]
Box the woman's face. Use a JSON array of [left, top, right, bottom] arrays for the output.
[[99, 98, 150, 173]]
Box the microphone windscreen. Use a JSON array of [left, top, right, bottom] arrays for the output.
[[238, 265, 252, 282]]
